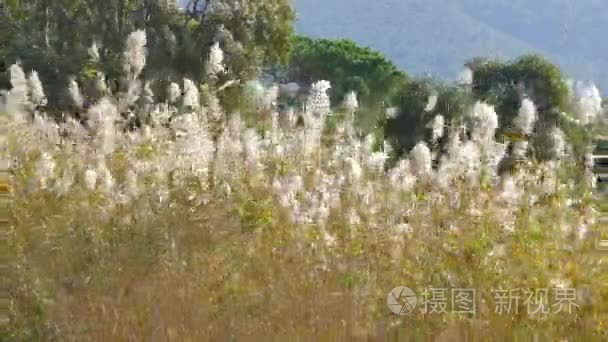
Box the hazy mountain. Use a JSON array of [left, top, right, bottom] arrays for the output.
[[293, 0, 608, 90], [177, 1, 608, 90]]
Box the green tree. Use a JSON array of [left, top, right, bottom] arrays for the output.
[[383, 78, 473, 159], [285, 36, 408, 132], [468, 54, 589, 158], [1, 0, 295, 109]]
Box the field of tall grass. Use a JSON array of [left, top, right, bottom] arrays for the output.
[[3, 31, 608, 340]]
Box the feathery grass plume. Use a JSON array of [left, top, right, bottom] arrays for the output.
[[410, 141, 432, 176], [388, 159, 416, 192], [549, 126, 566, 160], [424, 93, 438, 112], [459, 66, 473, 86], [7, 64, 28, 116], [125, 79, 142, 108], [87, 97, 118, 155], [242, 128, 262, 172], [306, 81, 331, 124], [244, 80, 265, 107], [458, 141, 482, 176], [96, 72, 108, 96], [9, 64, 27, 96], [430, 114, 445, 142], [32, 113, 60, 149], [366, 151, 388, 173], [171, 113, 215, 183], [142, 81, 155, 106], [123, 169, 140, 200], [514, 98, 537, 135], [34, 152, 56, 189], [96, 160, 115, 195], [27, 71, 46, 107], [83, 168, 98, 191], [55, 168, 75, 196], [167, 82, 181, 104], [182, 78, 200, 110], [385, 107, 399, 119], [343, 91, 359, 114], [207, 42, 225, 77], [469, 101, 498, 145], [68, 79, 84, 109], [345, 157, 362, 182], [88, 41, 101, 63], [572, 82, 602, 125], [5, 30, 606, 338], [123, 30, 147, 80], [263, 84, 280, 110]]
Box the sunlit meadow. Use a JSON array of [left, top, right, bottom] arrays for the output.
[[3, 31, 608, 340]]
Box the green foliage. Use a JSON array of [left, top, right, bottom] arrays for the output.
[[286, 35, 407, 131], [1, 0, 295, 109], [468, 54, 582, 159], [470, 55, 569, 121], [384, 78, 473, 158]]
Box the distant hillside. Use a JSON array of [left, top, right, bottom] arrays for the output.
[[293, 0, 608, 90]]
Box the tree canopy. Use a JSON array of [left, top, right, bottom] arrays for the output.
[[383, 78, 473, 158], [285, 35, 407, 131], [1, 0, 295, 108], [468, 54, 569, 127], [468, 54, 590, 157]]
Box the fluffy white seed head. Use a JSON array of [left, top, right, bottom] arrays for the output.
[[514, 98, 537, 135], [343, 91, 359, 113], [68, 79, 84, 109], [207, 42, 225, 76], [87, 97, 117, 129], [263, 85, 280, 110], [96, 72, 108, 95], [244, 80, 264, 106], [459, 67, 473, 86], [10, 64, 27, 94], [549, 126, 566, 160], [27, 71, 46, 107], [306, 80, 331, 120], [500, 176, 521, 205], [35, 152, 56, 189], [167, 82, 181, 104], [125, 170, 139, 198], [346, 157, 362, 182], [431, 114, 445, 142], [84, 169, 98, 191], [572, 82, 602, 125], [7, 64, 28, 112], [123, 30, 147, 79], [142, 81, 154, 105], [424, 94, 438, 112], [97, 162, 115, 195], [87, 97, 118, 154], [125, 79, 142, 107], [470, 102, 498, 145], [182, 78, 200, 109], [386, 107, 399, 119]]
